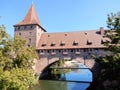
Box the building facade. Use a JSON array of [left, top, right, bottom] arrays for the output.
[[14, 4, 110, 68]]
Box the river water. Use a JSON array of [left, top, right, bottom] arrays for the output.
[[30, 62, 92, 90]]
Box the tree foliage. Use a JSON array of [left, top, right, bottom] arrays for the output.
[[0, 25, 8, 45], [93, 12, 120, 90], [0, 25, 38, 90]]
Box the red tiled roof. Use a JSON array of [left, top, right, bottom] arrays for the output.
[[14, 4, 41, 26], [37, 30, 106, 50]]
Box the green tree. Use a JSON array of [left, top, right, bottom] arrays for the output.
[[91, 12, 120, 90], [0, 25, 38, 90], [0, 25, 8, 45]]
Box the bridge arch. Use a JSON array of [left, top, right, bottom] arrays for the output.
[[35, 58, 99, 79]]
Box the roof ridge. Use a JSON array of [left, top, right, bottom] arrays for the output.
[[44, 30, 99, 34]]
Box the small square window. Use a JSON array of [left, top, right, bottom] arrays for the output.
[[29, 38, 31, 43], [84, 49, 87, 52], [37, 50, 40, 53], [47, 50, 50, 53], [59, 50, 61, 53], [52, 50, 55, 52], [19, 33, 21, 35], [24, 26, 27, 29], [29, 32, 32, 35], [31, 26, 33, 29], [41, 50, 43, 53], [18, 27, 20, 30], [90, 48, 92, 51], [71, 49, 74, 52]]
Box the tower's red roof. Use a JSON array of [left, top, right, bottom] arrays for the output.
[[14, 4, 41, 26]]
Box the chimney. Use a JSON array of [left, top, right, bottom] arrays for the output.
[[100, 27, 104, 35]]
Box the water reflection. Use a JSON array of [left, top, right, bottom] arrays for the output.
[[30, 80, 90, 90], [41, 62, 92, 82], [30, 62, 92, 90]]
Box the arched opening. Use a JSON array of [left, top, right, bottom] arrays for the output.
[[39, 59, 94, 90]]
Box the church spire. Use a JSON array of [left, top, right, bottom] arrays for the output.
[[15, 4, 41, 26]]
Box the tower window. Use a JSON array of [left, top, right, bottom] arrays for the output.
[[29, 32, 32, 35], [18, 27, 20, 30], [29, 38, 31, 43], [19, 33, 21, 35]]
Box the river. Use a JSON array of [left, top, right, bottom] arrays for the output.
[[30, 61, 92, 90]]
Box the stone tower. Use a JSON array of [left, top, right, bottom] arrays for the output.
[[14, 4, 46, 48]]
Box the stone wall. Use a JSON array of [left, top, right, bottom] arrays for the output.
[[35, 48, 112, 73], [14, 25, 45, 48]]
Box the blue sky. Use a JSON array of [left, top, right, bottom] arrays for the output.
[[0, 0, 120, 36]]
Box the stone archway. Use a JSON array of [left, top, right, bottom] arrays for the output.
[[35, 58, 100, 79]]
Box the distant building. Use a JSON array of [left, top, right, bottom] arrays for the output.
[[14, 4, 110, 64]]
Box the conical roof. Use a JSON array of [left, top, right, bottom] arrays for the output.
[[15, 4, 41, 26]]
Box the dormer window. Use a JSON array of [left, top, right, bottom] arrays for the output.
[[60, 41, 65, 46], [87, 40, 92, 45], [101, 39, 105, 44], [42, 43, 46, 47], [51, 42, 56, 46], [101, 38, 110, 44], [73, 41, 78, 46]]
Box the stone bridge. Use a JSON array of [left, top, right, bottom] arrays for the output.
[[35, 58, 99, 76]]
